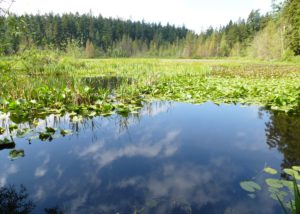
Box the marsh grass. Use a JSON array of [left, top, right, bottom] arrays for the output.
[[0, 54, 299, 125]]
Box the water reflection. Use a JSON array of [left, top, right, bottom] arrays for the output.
[[0, 102, 298, 213], [264, 110, 300, 169], [81, 76, 133, 90], [0, 185, 35, 214], [0, 184, 66, 214]]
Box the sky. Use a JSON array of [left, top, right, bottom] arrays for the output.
[[10, 0, 274, 33]]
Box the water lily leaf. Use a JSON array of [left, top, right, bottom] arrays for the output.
[[45, 127, 56, 134], [88, 111, 96, 117], [9, 149, 24, 160], [240, 181, 261, 192], [9, 124, 18, 132], [71, 116, 83, 122], [295, 174, 300, 180], [0, 127, 5, 135], [266, 179, 284, 189], [101, 111, 114, 117], [284, 168, 297, 176], [281, 180, 294, 191], [60, 129, 72, 136], [264, 167, 278, 175], [32, 120, 40, 127], [39, 132, 53, 141], [292, 166, 300, 172], [0, 138, 15, 150], [16, 128, 30, 138]]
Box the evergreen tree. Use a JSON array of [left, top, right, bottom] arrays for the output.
[[284, 0, 300, 55]]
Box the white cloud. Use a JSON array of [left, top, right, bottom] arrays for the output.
[[34, 155, 50, 177], [0, 164, 18, 187], [77, 130, 181, 169]]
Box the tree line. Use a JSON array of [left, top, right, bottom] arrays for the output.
[[0, 0, 299, 59]]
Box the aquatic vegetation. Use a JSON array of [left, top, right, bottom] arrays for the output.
[[240, 181, 262, 198], [241, 166, 300, 213], [0, 138, 15, 150], [9, 149, 24, 160], [0, 57, 299, 129]]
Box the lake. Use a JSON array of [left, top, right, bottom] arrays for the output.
[[0, 101, 299, 214]]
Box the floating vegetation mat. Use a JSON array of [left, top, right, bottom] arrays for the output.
[[0, 58, 299, 127]]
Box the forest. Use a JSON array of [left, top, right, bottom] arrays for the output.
[[0, 0, 299, 59]]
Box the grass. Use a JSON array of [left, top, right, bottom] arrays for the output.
[[0, 52, 299, 126]]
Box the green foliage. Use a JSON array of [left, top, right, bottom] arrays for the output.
[[65, 39, 83, 58], [1, 6, 298, 59], [0, 138, 15, 150], [9, 149, 24, 160], [0, 127, 5, 134], [282, 48, 295, 61], [0, 60, 12, 73], [0, 58, 299, 121], [19, 47, 61, 74], [0, 13, 189, 57], [241, 166, 300, 213], [250, 20, 284, 60], [283, 0, 300, 55]]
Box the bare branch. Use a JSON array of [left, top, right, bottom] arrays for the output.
[[0, 0, 15, 16]]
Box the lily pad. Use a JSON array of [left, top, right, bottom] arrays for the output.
[[284, 168, 297, 177], [0, 127, 5, 135], [292, 166, 300, 172], [265, 178, 284, 189], [240, 181, 261, 193], [9, 124, 18, 132], [45, 127, 56, 134], [264, 167, 278, 175], [9, 149, 25, 160], [0, 138, 15, 150], [60, 129, 73, 136], [39, 132, 53, 141], [16, 128, 31, 138]]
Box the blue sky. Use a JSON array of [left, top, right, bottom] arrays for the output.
[[11, 0, 274, 32]]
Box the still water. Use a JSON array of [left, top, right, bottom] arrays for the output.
[[0, 102, 299, 214]]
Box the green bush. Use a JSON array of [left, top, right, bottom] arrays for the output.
[[19, 48, 60, 75], [0, 61, 12, 73]]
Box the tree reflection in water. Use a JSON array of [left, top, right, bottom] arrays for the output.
[[0, 185, 65, 214], [0, 185, 35, 214], [264, 110, 300, 169]]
